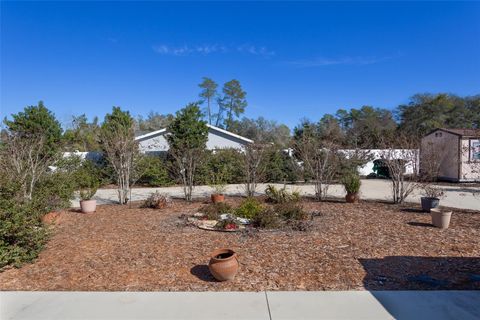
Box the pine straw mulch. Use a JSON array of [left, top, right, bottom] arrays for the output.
[[1, 197, 479, 291]]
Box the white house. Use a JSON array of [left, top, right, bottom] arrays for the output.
[[339, 149, 418, 176], [135, 124, 254, 154]]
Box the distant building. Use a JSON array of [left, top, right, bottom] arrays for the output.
[[135, 124, 253, 155], [421, 128, 480, 182]]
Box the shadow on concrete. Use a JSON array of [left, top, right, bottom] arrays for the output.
[[190, 265, 218, 282], [359, 256, 480, 290]]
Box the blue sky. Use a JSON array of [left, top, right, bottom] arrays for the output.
[[1, 1, 479, 129]]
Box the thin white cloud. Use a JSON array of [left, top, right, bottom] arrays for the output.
[[287, 54, 400, 67], [152, 43, 274, 57]]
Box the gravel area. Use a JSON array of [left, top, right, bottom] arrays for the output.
[[1, 197, 479, 291]]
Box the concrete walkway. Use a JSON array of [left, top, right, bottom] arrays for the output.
[[74, 179, 480, 211], [2, 291, 480, 320]]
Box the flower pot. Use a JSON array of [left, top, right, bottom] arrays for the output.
[[80, 200, 97, 213], [208, 248, 239, 281], [345, 192, 359, 203], [430, 208, 452, 229], [211, 194, 225, 204], [41, 211, 60, 224], [421, 197, 440, 212]]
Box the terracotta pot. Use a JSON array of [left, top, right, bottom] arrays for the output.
[[41, 211, 60, 224], [345, 192, 359, 203], [80, 200, 97, 213], [211, 194, 225, 204], [421, 197, 440, 212], [431, 208, 452, 229], [208, 248, 239, 281]]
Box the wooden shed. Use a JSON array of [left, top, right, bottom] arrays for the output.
[[421, 128, 480, 182]]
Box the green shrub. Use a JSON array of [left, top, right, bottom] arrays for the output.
[[0, 177, 48, 269], [235, 197, 264, 219], [196, 149, 245, 185], [31, 172, 77, 216], [274, 202, 307, 221], [199, 202, 233, 220], [342, 172, 361, 194], [251, 208, 282, 229], [264, 149, 300, 183], [136, 155, 173, 187], [265, 185, 300, 204]]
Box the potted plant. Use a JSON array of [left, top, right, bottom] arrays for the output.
[[77, 161, 100, 213], [342, 172, 361, 203], [430, 208, 452, 229], [420, 185, 445, 212], [208, 248, 239, 281], [209, 170, 227, 203]]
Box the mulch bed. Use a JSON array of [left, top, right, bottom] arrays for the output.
[[1, 197, 479, 291]]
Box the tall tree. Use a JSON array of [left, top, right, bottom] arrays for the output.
[[63, 114, 101, 151], [167, 103, 209, 201], [198, 77, 218, 125], [100, 107, 138, 204], [396, 93, 479, 139], [135, 111, 174, 134], [4, 101, 63, 157], [216, 79, 247, 129]]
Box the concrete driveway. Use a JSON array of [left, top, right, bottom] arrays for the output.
[[74, 179, 479, 211], [2, 291, 480, 320]]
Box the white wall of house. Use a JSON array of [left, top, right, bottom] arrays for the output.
[[136, 125, 253, 154], [340, 149, 418, 176]]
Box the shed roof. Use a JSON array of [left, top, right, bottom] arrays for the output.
[[426, 128, 480, 138]]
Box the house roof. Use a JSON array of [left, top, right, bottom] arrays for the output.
[[135, 124, 254, 144], [426, 128, 480, 138]]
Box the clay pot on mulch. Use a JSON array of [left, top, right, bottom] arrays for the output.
[[211, 194, 225, 204], [430, 208, 452, 229], [80, 200, 97, 213], [345, 192, 359, 203], [41, 211, 60, 224], [208, 248, 239, 281], [421, 197, 440, 212]]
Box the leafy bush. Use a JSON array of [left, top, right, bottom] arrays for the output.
[[0, 207, 48, 269], [264, 149, 300, 183], [265, 185, 301, 204], [142, 191, 171, 209], [251, 208, 282, 229], [199, 202, 233, 220], [0, 176, 48, 269], [274, 202, 307, 221], [341, 173, 361, 194], [31, 172, 77, 216], [215, 217, 240, 230], [196, 149, 245, 185], [136, 155, 173, 187], [235, 197, 264, 219]]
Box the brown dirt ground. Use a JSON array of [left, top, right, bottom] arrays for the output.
[[1, 197, 479, 291]]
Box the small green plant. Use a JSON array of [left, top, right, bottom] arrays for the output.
[[274, 202, 307, 221], [235, 197, 264, 219], [199, 202, 233, 220], [76, 161, 100, 200], [265, 185, 300, 204], [142, 191, 171, 209], [215, 217, 240, 230], [251, 208, 282, 229], [341, 173, 361, 194], [209, 169, 227, 195]]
